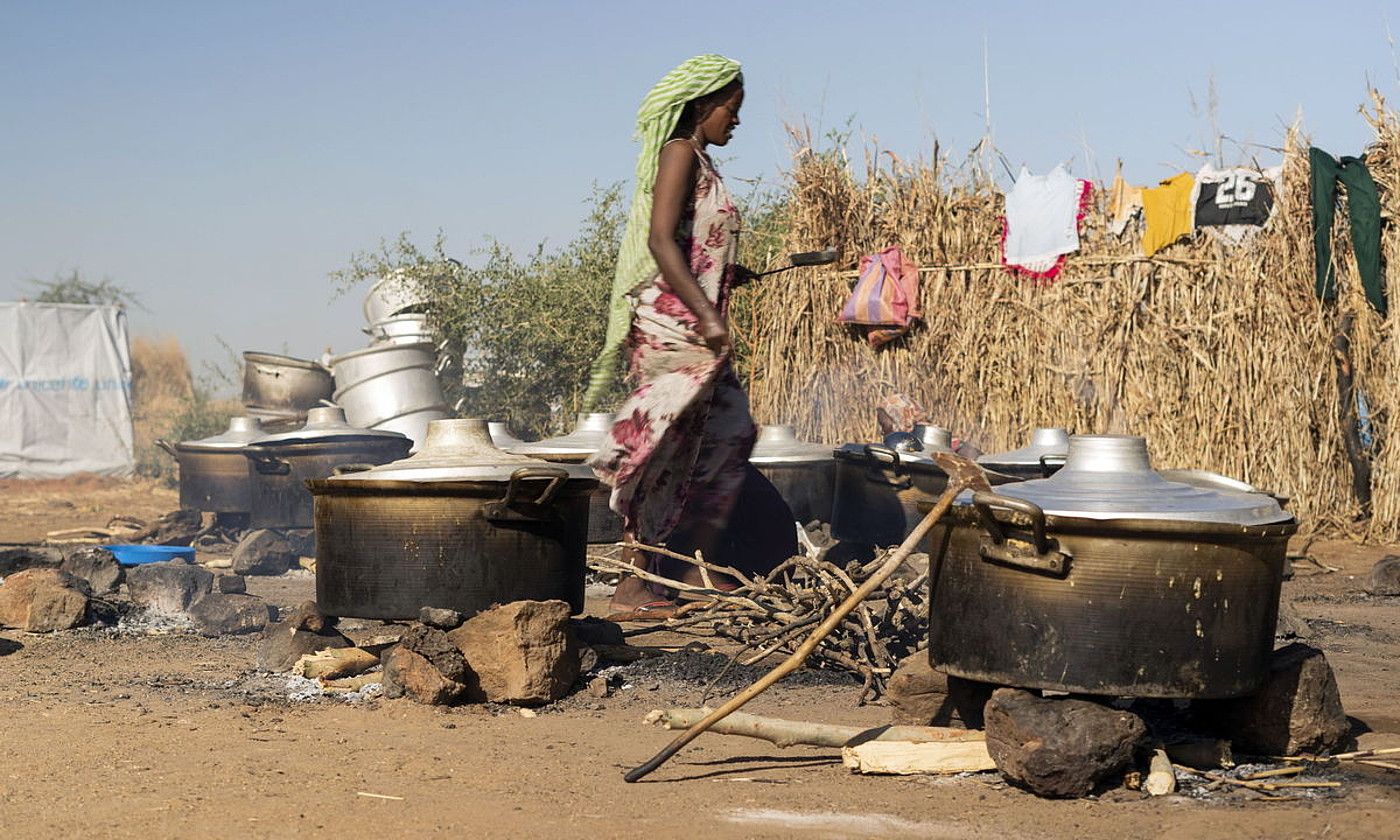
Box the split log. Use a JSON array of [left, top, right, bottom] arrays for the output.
[[645, 707, 984, 749], [1144, 748, 1177, 795], [293, 647, 380, 680], [841, 740, 996, 775]]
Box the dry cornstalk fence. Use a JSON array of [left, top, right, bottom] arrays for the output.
[[734, 91, 1400, 540]]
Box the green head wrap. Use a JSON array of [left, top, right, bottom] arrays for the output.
[[581, 53, 743, 411]]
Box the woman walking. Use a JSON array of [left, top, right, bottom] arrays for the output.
[[586, 54, 790, 612]]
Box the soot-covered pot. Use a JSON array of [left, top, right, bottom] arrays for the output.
[[157, 416, 267, 515], [748, 425, 836, 525], [308, 418, 597, 620], [829, 427, 956, 547], [506, 412, 622, 543], [924, 434, 1296, 699]]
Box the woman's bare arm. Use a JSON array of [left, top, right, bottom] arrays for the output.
[[648, 141, 729, 354]]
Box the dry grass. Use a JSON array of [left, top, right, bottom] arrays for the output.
[[736, 92, 1400, 538]]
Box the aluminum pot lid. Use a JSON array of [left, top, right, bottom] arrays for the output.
[[749, 425, 832, 464], [966, 435, 1289, 525], [977, 427, 1070, 467], [833, 442, 945, 472], [506, 412, 614, 457], [179, 416, 267, 450], [487, 421, 528, 449], [329, 418, 595, 482], [243, 351, 326, 372], [247, 406, 410, 446]]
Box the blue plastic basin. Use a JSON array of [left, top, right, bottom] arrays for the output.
[[106, 544, 196, 566]]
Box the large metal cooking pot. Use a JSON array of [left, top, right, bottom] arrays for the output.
[[829, 442, 955, 547], [368, 313, 435, 347], [506, 412, 621, 543], [925, 434, 1296, 699], [362, 271, 429, 324], [242, 352, 335, 413], [976, 427, 1070, 480], [748, 425, 836, 524], [308, 418, 597, 620], [488, 421, 528, 449], [243, 406, 412, 530], [330, 342, 449, 449], [156, 416, 266, 514]]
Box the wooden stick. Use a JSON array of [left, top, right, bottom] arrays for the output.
[[622, 451, 989, 783], [1241, 765, 1306, 781], [644, 707, 984, 749], [841, 740, 996, 775], [1333, 746, 1400, 760]]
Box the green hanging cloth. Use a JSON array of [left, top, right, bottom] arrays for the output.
[[1310, 146, 1386, 317]]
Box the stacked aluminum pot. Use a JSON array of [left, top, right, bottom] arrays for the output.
[[309, 419, 597, 620], [748, 425, 836, 525], [507, 412, 621, 543], [329, 341, 449, 450], [241, 351, 335, 431], [924, 434, 1296, 699]]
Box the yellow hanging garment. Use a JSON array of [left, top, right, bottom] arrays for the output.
[[1141, 172, 1195, 256]]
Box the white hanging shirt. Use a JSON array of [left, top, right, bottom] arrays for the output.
[[1001, 165, 1090, 280]]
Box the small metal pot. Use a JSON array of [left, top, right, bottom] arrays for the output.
[[829, 444, 952, 547], [976, 427, 1070, 480], [330, 342, 449, 449], [309, 419, 597, 619], [368, 313, 435, 346], [157, 416, 266, 513], [748, 425, 836, 524], [243, 407, 412, 530], [242, 352, 334, 413]]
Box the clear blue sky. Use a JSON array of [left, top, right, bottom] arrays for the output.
[[3, 1, 1397, 385]]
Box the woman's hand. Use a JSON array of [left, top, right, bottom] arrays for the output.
[[699, 313, 731, 355]]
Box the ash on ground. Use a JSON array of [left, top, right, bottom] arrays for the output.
[[598, 649, 857, 696]]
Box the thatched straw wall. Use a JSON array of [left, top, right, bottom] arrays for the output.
[[737, 92, 1399, 538]]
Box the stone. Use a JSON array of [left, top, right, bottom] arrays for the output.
[[1275, 599, 1313, 639], [571, 616, 624, 647], [232, 529, 296, 576], [886, 653, 993, 728], [125, 561, 213, 614], [1215, 643, 1350, 756], [0, 546, 63, 576], [282, 600, 335, 633], [0, 568, 91, 632], [188, 593, 272, 636], [418, 606, 464, 631], [60, 546, 123, 595], [212, 574, 247, 594], [1363, 555, 1400, 596], [258, 622, 353, 672], [587, 676, 610, 698], [282, 528, 316, 558], [382, 646, 466, 705], [399, 623, 469, 683], [984, 688, 1148, 798], [447, 600, 579, 705], [577, 644, 599, 674]]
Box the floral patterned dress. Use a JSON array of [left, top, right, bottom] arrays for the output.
[[589, 140, 757, 551]]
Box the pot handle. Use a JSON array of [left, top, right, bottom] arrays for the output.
[[250, 454, 292, 476], [333, 463, 375, 475], [1038, 453, 1067, 478], [863, 443, 899, 466], [154, 439, 178, 457], [485, 466, 570, 522], [970, 490, 1069, 575]]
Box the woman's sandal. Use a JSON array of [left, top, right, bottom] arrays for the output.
[[604, 599, 680, 623]]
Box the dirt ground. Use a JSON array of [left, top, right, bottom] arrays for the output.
[[1, 478, 1398, 839]]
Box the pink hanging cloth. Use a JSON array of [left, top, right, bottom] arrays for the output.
[[837, 246, 922, 347]]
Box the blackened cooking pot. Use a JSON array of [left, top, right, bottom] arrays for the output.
[[243, 407, 411, 530], [308, 419, 597, 619], [748, 425, 836, 525], [157, 416, 266, 514], [923, 435, 1296, 699], [506, 412, 622, 543]]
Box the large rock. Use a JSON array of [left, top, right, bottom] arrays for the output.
[[212, 574, 247, 594], [0, 546, 63, 576], [400, 623, 469, 683], [125, 561, 213, 614], [0, 568, 91, 632], [417, 607, 463, 631], [448, 600, 579, 705], [985, 688, 1148, 797], [257, 621, 353, 672], [188, 593, 272, 636], [886, 654, 993, 728], [232, 529, 296, 576], [1364, 555, 1400, 596], [382, 646, 466, 705], [282, 600, 335, 633], [61, 546, 123, 595], [1215, 643, 1350, 756]]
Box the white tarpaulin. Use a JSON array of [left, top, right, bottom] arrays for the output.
[[0, 301, 135, 478]]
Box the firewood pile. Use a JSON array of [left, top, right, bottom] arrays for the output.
[[587, 541, 928, 700]]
